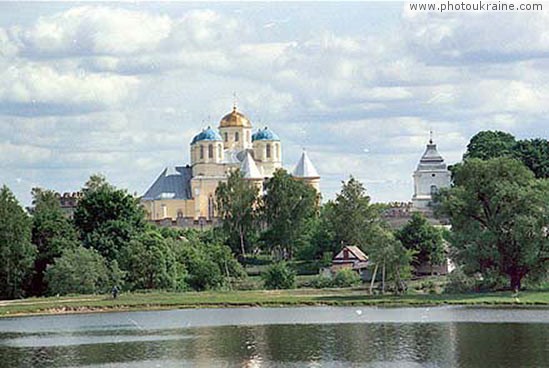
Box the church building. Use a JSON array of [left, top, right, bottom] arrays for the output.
[[141, 106, 320, 224], [411, 136, 451, 209]]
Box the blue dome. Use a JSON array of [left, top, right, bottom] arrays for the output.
[[252, 127, 280, 142], [191, 126, 222, 144]]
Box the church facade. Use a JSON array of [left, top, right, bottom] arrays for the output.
[[141, 106, 320, 223]]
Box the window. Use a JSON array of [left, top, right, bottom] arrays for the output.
[[200, 145, 204, 159], [208, 144, 213, 159], [218, 144, 222, 159], [430, 185, 438, 195], [246, 131, 250, 142], [224, 132, 228, 142], [275, 144, 279, 159], [208, 195, 214, 219], [235, 132, 239, 142], [266, 143, 271, 158]]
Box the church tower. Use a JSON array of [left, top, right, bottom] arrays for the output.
[[218, 106, 253, 151], [252, 126, 282, 177], [412, 135, 451, 209], [292, 150, 320, 192]]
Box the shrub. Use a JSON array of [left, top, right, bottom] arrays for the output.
[[262, 262, 296, 289], [444, 268, 475, 294], [310, 275, 334, 289], [333, 269, 361, 288]]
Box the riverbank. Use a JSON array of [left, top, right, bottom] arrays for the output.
[[2, 288, 549, 317]]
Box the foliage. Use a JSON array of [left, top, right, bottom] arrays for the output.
[[463, 130, 516, 161], [396, 212, 445, 273], [261, 169, 319, 259], [444, 268, 476, 294], [438, 157, 549, 291], [74, 175, 146, 262], [44, 247, 119, 296], [122, 231, 186, 291], [29, 188, 79, 296], [262, 262, 296, 289], [0, 186, 36, 299], [310, 275, 335, 289], [333, 269, 361, 288], [215, 169, 260, 256], [513, 138, 549, 179]]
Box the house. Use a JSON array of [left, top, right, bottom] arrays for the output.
[[330, 246, 371, 281]]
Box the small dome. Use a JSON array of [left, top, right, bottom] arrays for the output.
[[191, 126, 222, 144], [219, 106, 252, 128], [252, 126, 280, 141]]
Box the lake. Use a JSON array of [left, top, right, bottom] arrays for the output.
[[1, 306, 548, 367]]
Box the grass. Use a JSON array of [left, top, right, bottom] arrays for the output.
[[2, 287, 549, 318]]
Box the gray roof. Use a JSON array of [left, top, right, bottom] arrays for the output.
[[292, 151, 320, 178], [241, 151, 263, 179], [142, 166, 193, 200], [416, 140, 447, 171]]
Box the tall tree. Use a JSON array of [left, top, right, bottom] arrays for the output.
[[438, 157, 549, 291], [74, 175, 146, 262], [327, 176, 382, 253], [29, 188, 79, 295], [262, 169, 319, 259], [215, 170, 259, 257], [513, 138, 549, 179], [397, 212, 445, 274], [0, 186, 36, 299], [463, 130, 516, 161]]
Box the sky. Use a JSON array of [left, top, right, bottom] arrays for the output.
[[1, 1, 549, 206]]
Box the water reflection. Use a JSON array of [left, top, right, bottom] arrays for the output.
[[1, 307, 549, 367]]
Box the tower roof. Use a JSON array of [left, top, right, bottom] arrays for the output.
[[240, 151, 263, 179], [252, 126, 280, 141], [219, 106, 252, 128], [191, 126, 222, 144], [416, 139, 447, 171], [292, 150, 320, 178]]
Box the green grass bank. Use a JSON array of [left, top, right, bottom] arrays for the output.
[[2, 288, 549, 318]]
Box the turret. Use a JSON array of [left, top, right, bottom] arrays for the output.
[[252, 126, 282, 177], [218, 106, 253, 151], [292, 150, 320, 191], [190, 126, 224, 177]]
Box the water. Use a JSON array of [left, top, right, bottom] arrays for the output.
[[1, 306, 548, 367]]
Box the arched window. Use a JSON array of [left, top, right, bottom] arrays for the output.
[[208, 144, 213, 159], [200, 145, 204, 159], [235, 132, 239, 142], [266, 144, 271, 158], [246, 131, 250, 142], [224, 132, 228, 142], [275, 144, 279, 159], [430, 185, 438, 195], [208, 195, 214, 219], [218, 144, 222, 159]]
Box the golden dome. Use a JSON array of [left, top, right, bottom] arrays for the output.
[[219, 106, 252, 128]]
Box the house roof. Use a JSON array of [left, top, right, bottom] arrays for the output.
[[333, 245, 368, 262], [142, 166, 193, 200]]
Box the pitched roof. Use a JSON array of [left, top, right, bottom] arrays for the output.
[[346, 246, 368, 261], [142, 166, 192, 200], [240, 151, 263, 179], [292, 151, 319, 178]]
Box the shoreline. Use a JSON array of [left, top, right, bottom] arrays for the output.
[[2, 288, 549, 318]]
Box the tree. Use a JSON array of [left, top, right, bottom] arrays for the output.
[[327, 177, 382, 253], [122, 230, 185, 291], [262, 169, 319, 259], [74, 175, 146, 262], [44, 246, 122, 296], [513, 138, 549, 179], [438, 157, 549, 292], [262, 262, 296, 289], [397, 212, 445, 275], [463, 130, 516, 161], [215, 170, 259, 257], [0, 186, 36, 299], [29, 188, 78, 296]]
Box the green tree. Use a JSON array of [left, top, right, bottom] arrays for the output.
[[397, 212, 445, 274], [0, 186, 36, 299], [74, 175, 146, 262], [215, 170, 260, 257], [29, 188, 79, 295], [463, 130, 516, 161], [333, 268, 361, 288], [262, 169, 319, 259], [262, 262, 296, 289], [513, 138, 549, 179], [122, 230, 185, 291], [44, 246, 121, 295], [438, 157, 549, 292], [327, 176, 382, 253]]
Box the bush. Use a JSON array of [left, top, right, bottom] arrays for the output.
[[333, 269, 361, 288], [310, 275, 334, 289], [262, 262, 296, 289], [444, 268, 475, 294], [45, 247, 115, 295]]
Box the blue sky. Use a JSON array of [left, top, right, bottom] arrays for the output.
[[1, 2, 548, 205]]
